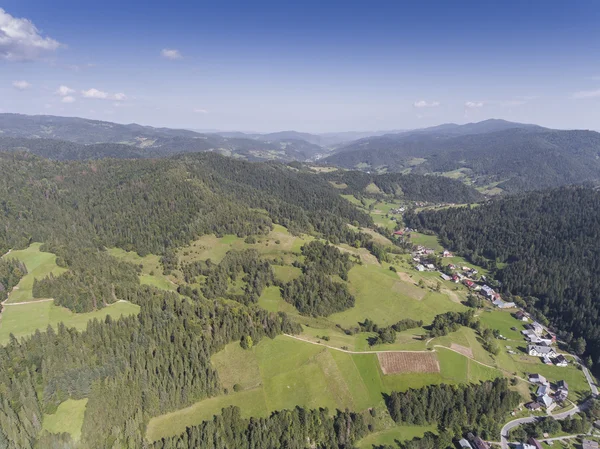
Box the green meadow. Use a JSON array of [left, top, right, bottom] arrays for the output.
[[0, 300, 140, 344], [146, 336, 505, 442], [42, 399, 88, 441], [2, 243, 67, 303]]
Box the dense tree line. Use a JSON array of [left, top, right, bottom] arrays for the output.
[[428, 310, 477, 338], [0, 258, 27, 304], [0, 285, 301, 449], [151, 406, 368, 449], [510, 415, 591, 441], [281, 271, 355, 316], [406, 187, 600, 369], [359, 318, 423, 346], [32, 247, 139, 312], [386, 379, 520, 441], [182, 249, 275, 304], [299, 241, 354, 280]]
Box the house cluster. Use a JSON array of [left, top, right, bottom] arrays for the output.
[[459, 433, 490, 449], [526, 374, 570, 411], [523, 322, 567, 367], [514, 437, 543, 449], [478, 284, 516, 309], [389, 206, 406, 214]]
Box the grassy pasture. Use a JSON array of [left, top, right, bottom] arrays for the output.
[[42, 399, 88, 441], [146, 335, 506, 442], [107, 248, 177, 292], [3, 243, 67, 303], [356, 425, 437, 449], [0, 300, 140, 344]]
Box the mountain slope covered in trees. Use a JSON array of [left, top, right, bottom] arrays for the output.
[[322, 125, 600, 192], [405, 187, 600, 370]]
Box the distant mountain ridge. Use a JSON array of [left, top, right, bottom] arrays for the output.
[[322, 120, 600, 192]]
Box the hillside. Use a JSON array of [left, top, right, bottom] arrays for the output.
[[0, 114, 326, 162], [322, 123, 600, 192], [405, 187, 600, 370]]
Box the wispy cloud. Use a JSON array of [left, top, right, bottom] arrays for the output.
[[82, 88, 127, 101], [61, 96, 76, 103], [193, 108, 208, 114], [572, 88, 600, 99], [161, 48, 182, 60], [0, 8, 61, 61], [464, 101, 484, 109], [413, 100, 440, 108], [12, 80, 31, 90]]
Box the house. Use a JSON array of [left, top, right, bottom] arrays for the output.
[[448, 263, 457, 270], [525, 401, 542, 411], [556, 380, 569, 390], [515, 311, 529, 321], [416, 264, 426, 272], [594, 420, 600, 429], [452, 274, 460, 283], [554, 354, 568, 367], [537, 384, 550, 396], [554, 389, 568, 402], [582, 440, 599, 449], [528, 438, 543, 449], [426, 263, 435, 270], [528, 373, 548, 384], [493, 298, 516, 309], [529, 322, 544, 336], [543, 356, 554, 365], [481, 285, 495, 299], [440, 273, 452, 281], [538, 394, 553, 408], [515, 439, 538, 449], [528, 345, 557, 358], [393, 230, 404, 236], [463, 279, 475, 288], [467, 434, 490, 449], [459, 439, 474, 449], [442, 250, 453, 257]]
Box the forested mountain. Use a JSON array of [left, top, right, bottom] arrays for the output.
[[0, 114, 326, 161], [322, 124, 600, 192], [0, 151, 372, 257], [320, 170, 484, 203], [405, 187, 600, 370]]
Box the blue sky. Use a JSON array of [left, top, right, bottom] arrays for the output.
[[1, 0, 599, 132]]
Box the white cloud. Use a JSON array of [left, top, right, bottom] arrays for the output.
[[0, 8, 61, 61], [413, 100, 440, 108], [56, 85, 75, 96], [82, 88, 108, 99], [82, 88, 127, 101], [61, 95, 75, 103], [161, 48, 182, 60], [12, 80, 30, 90], [193, 108, 208, 114], [464, 101, 484, 109], [572, 88, 600, 99]]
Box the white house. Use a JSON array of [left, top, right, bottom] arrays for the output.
[[529, 373, 548, 384], [528, 345, 557, 358]]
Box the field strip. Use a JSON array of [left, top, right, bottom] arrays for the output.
[[282, 334, 530, 382], [3, 298, 54, 306]]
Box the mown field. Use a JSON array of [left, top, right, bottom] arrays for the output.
[[146, 336, 503, 442], [42, 399, 88, 442]]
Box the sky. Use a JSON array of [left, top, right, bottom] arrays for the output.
[[1, 0, 599, 133]]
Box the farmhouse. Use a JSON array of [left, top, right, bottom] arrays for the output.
[[459, 438, 474, 449], [426, 263, 435, 270], [440, 273, 452, 281], [537, 384, 550, 396], [416, 264, 426, 272], [442, 250, 453, 257], [583, 440, 599, 449], [525, 401, 542, 411], [481, 285, 495, 299], [515, 311, 529, 321], [493, 298, 516, 309], [556, 380, 569, 390], [555, 389, 568, 402], [538, 394, 553, 408], [463, 279, 475, 289], [554, 354, 568, 367], [529, 373, 548, 384], [528, 345, 557, 358]]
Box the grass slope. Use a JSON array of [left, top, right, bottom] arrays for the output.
[[3, 243, 67, 303], [356, 425, 437, 449], [0, 300, 139, 344]]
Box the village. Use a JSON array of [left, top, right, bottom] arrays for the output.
[[405, 233, 600, 449]]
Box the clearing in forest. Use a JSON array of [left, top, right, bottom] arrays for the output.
[[377, 352, 440, 374]]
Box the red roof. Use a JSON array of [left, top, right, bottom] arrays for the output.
[[393, 230, 404, 235]]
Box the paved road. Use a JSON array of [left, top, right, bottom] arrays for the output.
[[500, 401, 591, 449], [582, 365, 599, 396]]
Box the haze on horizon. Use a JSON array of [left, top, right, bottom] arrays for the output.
[[1, 0, 599, 133]]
